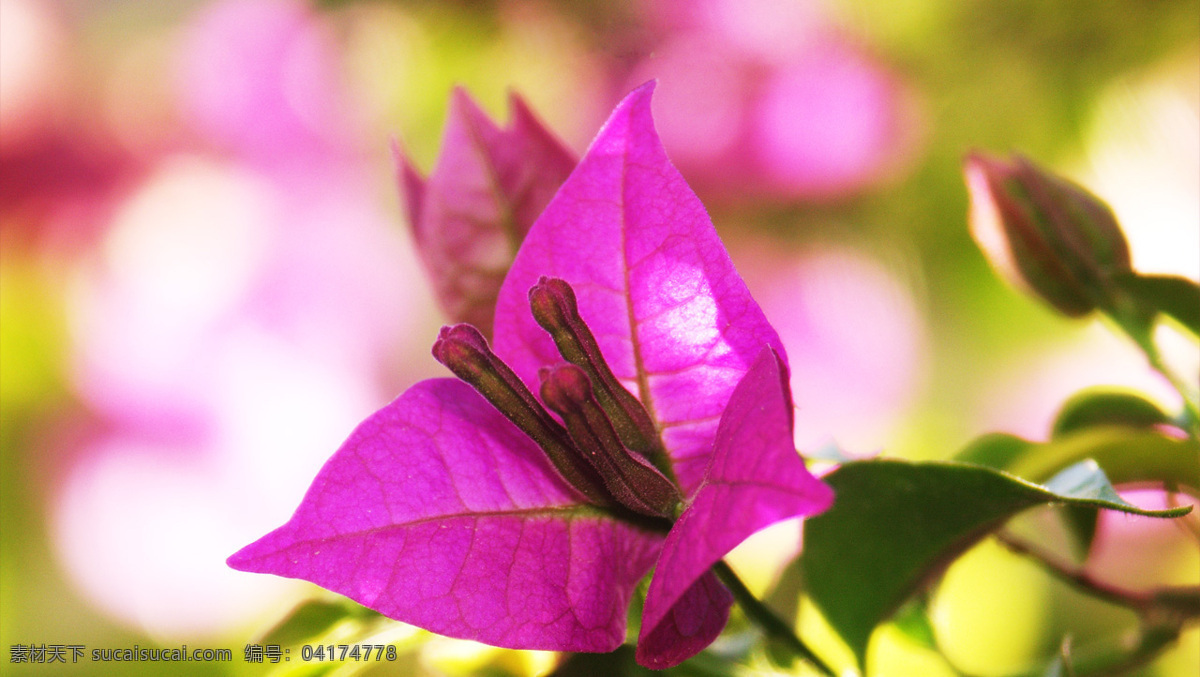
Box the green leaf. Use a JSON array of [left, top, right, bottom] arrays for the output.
[[1042, 459, 1134, 505], [1058, 504, 1098, 562], [1051, 389, 1173, 438], [550, 646, 658, 677], [1117, 272, 1200, 336], [802, 459, 1190, 669], [954, 425, 1198, 559], [956, 432, 1036, 469], [259, 599, 380, 647], [953, 427, 1200, 491], [889, 598, 939, 653]]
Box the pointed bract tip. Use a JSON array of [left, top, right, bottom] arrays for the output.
[[226, 541, 265, 573], [630, 79, 658, 97], [583, 80, 662, 154], [507, 89, 534, 126], [391, 137, 426, 234], [448, 85, 501, 134], [615, 80, 658, 119], [447, 84, 473, 110]]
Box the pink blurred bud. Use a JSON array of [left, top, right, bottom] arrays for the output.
[[965, 152, 1132, 317], [174, 0, 349, 161]]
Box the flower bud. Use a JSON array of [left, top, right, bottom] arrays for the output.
[[964, 152, 1132, 317], [540, 364, 680, 517], [529, 277, 673, 478], [432, 324, 611, 506]]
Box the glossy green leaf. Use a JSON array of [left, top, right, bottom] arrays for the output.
[[1116, 272, 1200, 336], [1051, 389, 1173, 438], [955, 423, 1197, 559], [802, 459, 1190, 669], [954, 427, 1200, 491]]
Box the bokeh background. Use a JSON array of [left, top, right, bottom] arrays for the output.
[[1, 0, 1197, 675]]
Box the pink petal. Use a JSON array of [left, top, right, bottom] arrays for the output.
[[638, 348, 833, 665], [635, 570, 732, 669], [229, 378, 662, 652], [493, 81, 784, 493], [392, 138, 426, 240], [403, 88, 576, 334]]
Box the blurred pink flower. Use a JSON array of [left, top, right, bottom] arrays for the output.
[[1087, 489, 1199, 588], [751, 41, 904, 195], [52, 0, 435, 639], [174, 0, 353, 163], [0, 0, 142, 252], [628, 0, 917, 201], [736, 242, 927, 453]]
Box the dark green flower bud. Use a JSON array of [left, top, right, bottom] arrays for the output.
[[539, 364, 680, 517], [432, 324, 612, 505], [964, 152, 1132, 317], [528, 277, 673, 478]]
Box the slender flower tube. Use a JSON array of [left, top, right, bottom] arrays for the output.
[[539, 361, 681, 518], [432, 323, 611, 506], [529, 276, 673, 477]]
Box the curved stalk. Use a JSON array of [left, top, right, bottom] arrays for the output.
[[712, 560, 835, 676]]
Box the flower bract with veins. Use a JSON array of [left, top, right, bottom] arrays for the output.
[[396, 88, 576, 338], [229, 82, 833, 669]]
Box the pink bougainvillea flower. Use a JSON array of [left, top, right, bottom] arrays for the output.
[[230, 83, 833, 668], [397, 88, 577, 336]]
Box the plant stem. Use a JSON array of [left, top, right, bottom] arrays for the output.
[[994, 531, 1200, 620], [711, 560, 835, 676], [994, 531, 1151, 611], [941, 623, 1179, 677]]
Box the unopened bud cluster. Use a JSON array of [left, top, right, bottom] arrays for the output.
[[434, 277, 681, 519]]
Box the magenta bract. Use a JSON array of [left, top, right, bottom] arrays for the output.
[[397, 88, 576, 336], [231, 82, 833, 668]]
